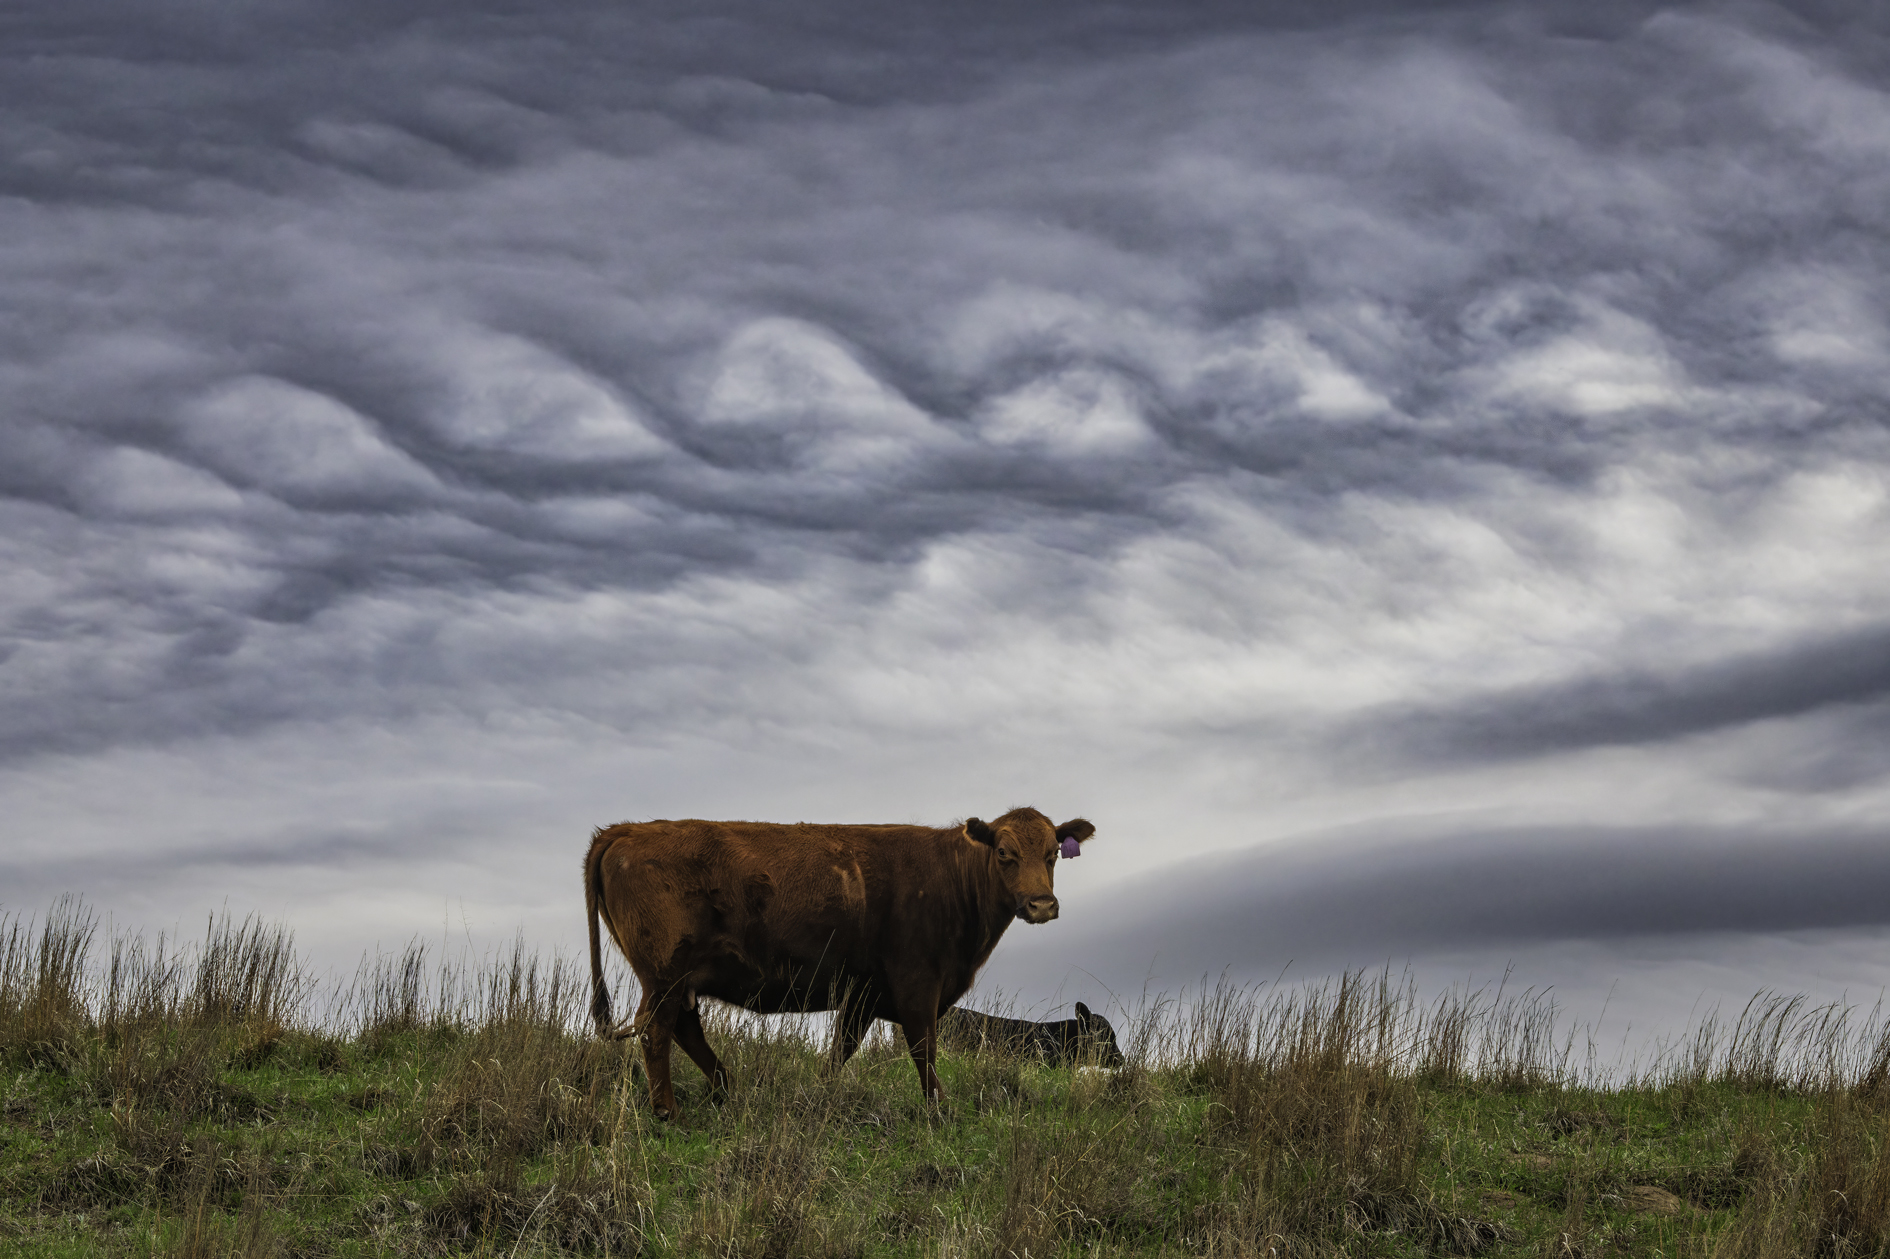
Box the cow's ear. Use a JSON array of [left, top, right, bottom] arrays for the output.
[[1075, 1001, 1092, 1019], [964, 818, 996, 846], [1055, 818, 1095, 846]]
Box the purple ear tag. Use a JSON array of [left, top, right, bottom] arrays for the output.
[[1060, 836, 1082, 859]]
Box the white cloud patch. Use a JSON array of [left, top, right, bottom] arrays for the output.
[[73, 446, 246, 517], [1468, 296, 1689, 418], [1761, 267, 1890, 370], [977, 368, 1155, 454], [698, 316, 946, 470], [436, 331, 668, 461], [178, 376, 441, 502]]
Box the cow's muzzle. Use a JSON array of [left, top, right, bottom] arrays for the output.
[[1017, 895, 1059, 924]]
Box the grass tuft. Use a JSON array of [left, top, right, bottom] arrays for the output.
[[0, 896, 96, 1067]]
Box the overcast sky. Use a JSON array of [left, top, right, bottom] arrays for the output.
[[5, 0, 1890, 1043]]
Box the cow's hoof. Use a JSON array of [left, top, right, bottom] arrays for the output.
[[652, 1104, 675, 1122]]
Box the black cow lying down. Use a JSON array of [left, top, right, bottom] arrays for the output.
[[938, 1002, 1125, 1067]]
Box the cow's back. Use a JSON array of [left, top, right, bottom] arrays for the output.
[[939, 1008, 1053, 1057]]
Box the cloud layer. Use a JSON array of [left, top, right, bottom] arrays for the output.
[[5, 0, 1890, 1020]]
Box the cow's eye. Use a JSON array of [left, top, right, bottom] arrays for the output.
[[998, 847, 1016, 863]]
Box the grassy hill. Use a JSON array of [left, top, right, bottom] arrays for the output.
[[3, 899, 1888, 1258]]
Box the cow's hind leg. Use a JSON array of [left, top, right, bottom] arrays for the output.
[[673, 1004, 731, 1099], [639, 996, 683, 1120]]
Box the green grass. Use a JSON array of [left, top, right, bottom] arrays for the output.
[[4, 899, 1890, 1257]]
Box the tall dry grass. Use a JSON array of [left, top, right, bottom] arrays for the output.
[[10, 899, 1890, 1258], [0, 895, 95, 1063]]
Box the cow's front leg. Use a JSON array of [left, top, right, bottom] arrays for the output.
[[897, 987, 945, 1105]]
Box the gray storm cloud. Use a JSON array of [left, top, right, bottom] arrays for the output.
[[4, 0, 1890, 1010]]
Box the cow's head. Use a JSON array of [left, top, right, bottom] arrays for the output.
[[1075, 1001, 1126, 1067], [964, 808, 1095, 924]]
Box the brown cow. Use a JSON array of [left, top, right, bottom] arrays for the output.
[[585, 806, 1095, 1118]]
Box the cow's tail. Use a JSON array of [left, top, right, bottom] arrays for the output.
[[586, 828, 614, 1037]]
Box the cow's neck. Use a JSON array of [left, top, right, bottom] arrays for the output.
[[952, 839, 1020, 966]]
